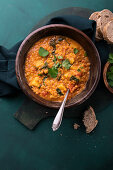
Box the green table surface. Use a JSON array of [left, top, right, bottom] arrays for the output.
[[0, 0, 113, 170]]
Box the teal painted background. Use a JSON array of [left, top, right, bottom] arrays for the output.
[[0, 0, 113, 170], [0, 0, 113, 48]]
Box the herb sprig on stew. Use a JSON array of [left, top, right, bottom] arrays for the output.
[[48, 66, 58, 78], [39, 47, 49, 57]]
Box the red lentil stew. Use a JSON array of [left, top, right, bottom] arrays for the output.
[[25, 35, 90, 101]]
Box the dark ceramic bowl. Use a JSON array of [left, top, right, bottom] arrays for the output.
[[103, 62, 113, 94], [15, 24, 101, 108]]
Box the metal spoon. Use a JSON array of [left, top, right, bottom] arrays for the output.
[[52, 89, 69, 131]]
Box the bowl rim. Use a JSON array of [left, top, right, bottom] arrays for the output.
[[15, 24, 101, 108]]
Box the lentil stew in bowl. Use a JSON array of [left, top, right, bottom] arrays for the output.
[[16, 24, 101, 108], [25, 35, 90, 102]]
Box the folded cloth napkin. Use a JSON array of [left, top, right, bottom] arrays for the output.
[[0, 15, 110, 129]]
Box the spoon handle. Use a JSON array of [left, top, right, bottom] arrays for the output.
[[52, 89, 69, 131]]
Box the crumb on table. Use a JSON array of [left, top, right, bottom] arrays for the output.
[[73, 123, 80, 130]]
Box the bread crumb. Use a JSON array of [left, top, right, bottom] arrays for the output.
[[73, 123, 80, 130]]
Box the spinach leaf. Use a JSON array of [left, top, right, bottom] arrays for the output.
[[39, 47, 49, 57], [70, 76, 79, 83], [48, 66, 58, 78], [56, 88, 63, 96], [62, 59, 71, 70], [74, 48, 79, 54]]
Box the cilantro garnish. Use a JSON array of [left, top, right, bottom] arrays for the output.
[[74, 48, 79, 54], [39, 47, 49, 57], [62, 59, 71, 70], [48, 66, 58, 78]]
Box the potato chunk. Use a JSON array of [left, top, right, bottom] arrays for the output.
[[29, 77, 40, 87], [35, 60, 44, 68], [58, 84, 66, 91]]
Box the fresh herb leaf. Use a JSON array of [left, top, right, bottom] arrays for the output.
[[108, 53, 113, 63], [43, 76, 48, 86], [80, 66, 84, 69], [108, 80, 113, 87], [62, 59, 71, 70], [109, 53, 113, 59], [56, 88, 63, 96], [108, 74, 113, 81], [107, 72, 112, 76], [74, 48, 79, 54], [53, 56, 57, 63], [84, 51, 87, 56], [48, 66, 58, 78], [107, 62, 113, 87], [110, 66, 113, 72], [77, 69, 81, 72], [70, 76, 79, 83], [39, 47, 49, 57], [108, 59, 113, 64], [58, 56, 63, 59]]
